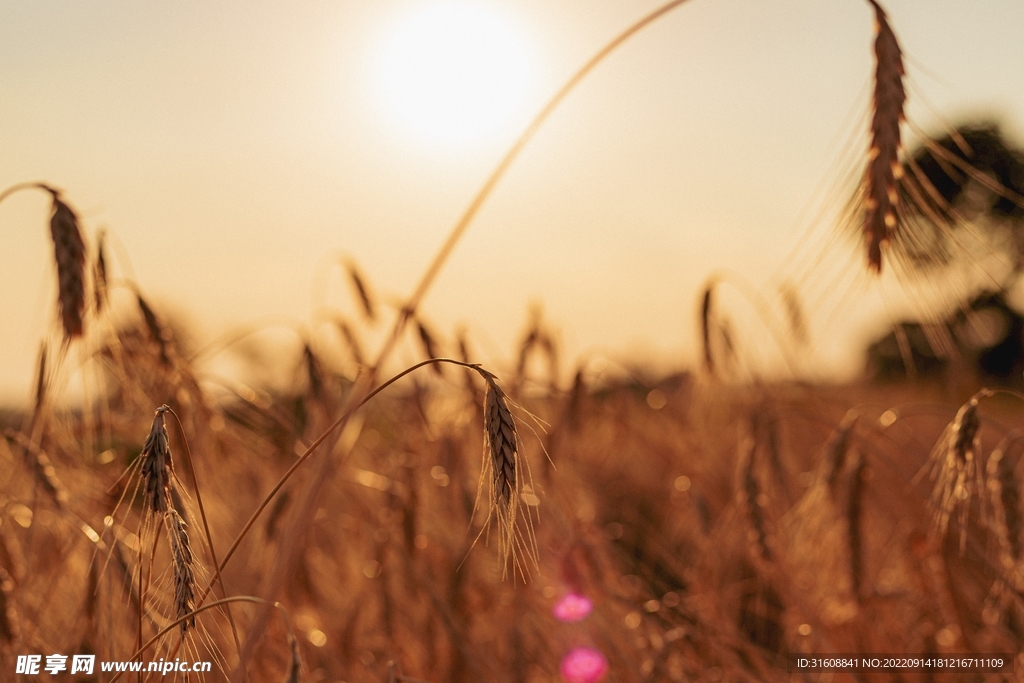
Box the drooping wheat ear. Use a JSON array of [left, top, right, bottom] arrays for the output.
[[738, 431, 771, 562], [47, 190, 87, 339], [140, 407, 173, 514], [344, 260, 376, 321], [482, 371, 518, 514], [846, 451, 867, 599], [94, 229, 108, 313], [479, 369, 520, 561], [987, 432, 1023, 575], [165, 508, 196, 633], [863, 0, 906, 273], [927, 393, 987, 551]]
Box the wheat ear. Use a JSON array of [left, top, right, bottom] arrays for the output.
[[344, 260, 376, 321], [863, 0, 906, 273], [928, 393, 987, 551], [140, 407, 173, 515], [738, 431, 771, 562], [137, 294, 173, 367], [166, 509, 197, 633], [47, 190, 87, 339], [482, 372, 518, 520], [94, 229, 108, 313], [987, 432, 1024, 580], [700, 284, 715, 374]]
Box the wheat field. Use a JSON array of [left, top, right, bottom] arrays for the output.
[[2, 1, 1024, 681]]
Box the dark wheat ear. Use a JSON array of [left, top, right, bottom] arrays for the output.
[[863, 0, 906, 273], [471, 367, 538, 573], [482, 372, 518, 519], [47, 189, 87, 340], [140, 407, 173, 515]]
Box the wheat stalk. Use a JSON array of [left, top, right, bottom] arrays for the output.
[[863, 0, 906, 273]]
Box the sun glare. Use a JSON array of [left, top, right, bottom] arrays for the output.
[[372, 2, 537, 153]]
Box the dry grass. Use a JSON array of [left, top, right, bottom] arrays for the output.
[[1, 329, 1024, 681]]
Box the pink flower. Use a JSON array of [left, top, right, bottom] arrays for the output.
[[560, 647, 608, 683], [553, 593, 593, 622]]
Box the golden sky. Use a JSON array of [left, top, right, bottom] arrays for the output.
[[1, 0, 1023, 402]]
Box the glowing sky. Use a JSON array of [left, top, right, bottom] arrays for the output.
[[1, 0, 1022, 402]]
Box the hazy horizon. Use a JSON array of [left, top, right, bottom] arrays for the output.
[[2, 0, 1023, 405]]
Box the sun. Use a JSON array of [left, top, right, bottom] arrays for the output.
[[371, 2, 538, 152]]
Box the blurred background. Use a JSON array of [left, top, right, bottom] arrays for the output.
[[2, 0, 1023, 404]]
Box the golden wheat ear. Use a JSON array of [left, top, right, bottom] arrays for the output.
[[928, 393, 987, 551], [46, 189, 87, 340], [864, 0, 906, 273], [165, 508, 197, 634]]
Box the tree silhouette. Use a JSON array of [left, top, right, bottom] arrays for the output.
[[895, 122, 1024, 279]]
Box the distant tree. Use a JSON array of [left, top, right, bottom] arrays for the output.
[[894, 123, 1024, 281]]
